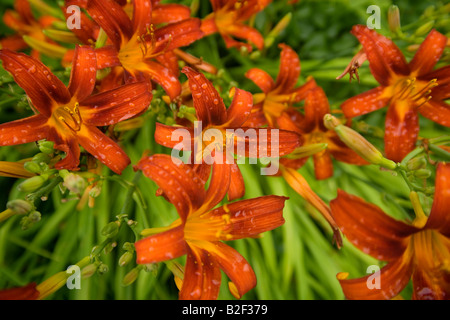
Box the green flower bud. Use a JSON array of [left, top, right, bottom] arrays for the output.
[[17, 175, 48, 192], [101, 221, 120, 239], [81, 263, 98, 279], [38, 140, 54, 154], [414, 169, 432, 179], [415, 20, 434, 37], [24, 161, 42, 174], [406, 155, 427, 171], [97, 263, 109, 275], [62, 173, 86, 194], [119, 251, 134, 267], [20, 211, 41, 230], [32, 153, 51, 165], [122, 267, 141, 286], [388, 5, 401, 33], [7, 199, 33, 215]]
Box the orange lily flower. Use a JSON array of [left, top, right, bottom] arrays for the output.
[[201, 0, 271, 52], [244, 43, 317, 128], [0, 283, 39, 300], [0, 46, 152, 174], [340, 25, 450, 162], [87, 0, 203, 100], [134, 154, 287, 300], [155, 66, 302, 199], [1, 0, 60, 57], [276, 85, 368, 180], [330, 162, 450, 300]]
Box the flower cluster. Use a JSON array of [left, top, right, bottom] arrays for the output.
[[0, 0, 449, 301]]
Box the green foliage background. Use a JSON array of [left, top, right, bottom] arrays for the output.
[[0, 0, 449, 300]]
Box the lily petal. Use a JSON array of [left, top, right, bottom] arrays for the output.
[[132, 0, 153, 37], [245, 68, 275, 94], [135, 154, 206, 220], [330, 189, 418, 261], [139, 60, 181, 101], [274, 44, 301, 93], [224, 88, 253, 127], [409, 30, 448, 76], [76, 125, 130, 174], [384, 100, 419, 162], [80, 82, 152, 127], [0, 49, 71, 116], [47, 127, 80, 171], [227, 163, 245, 201], [425, 163, 450, 237], [0, 115, 48, 146], [67, 46, 97, 102], [87, 0, 133, 48], [351, 25, 409, 85], [179, 244, 222, 300], [182, 66, 227, 126], [0, 282, 39, 300], [226, 24, 264, 51], [152, 3, 191, 25], [418, 100, 450, 128], [313, 150, 334, 180], [340, 86, 390, 118], [154, 123, 194, 150], [338, 256, 413, 300], [135, 224, 187, 264]]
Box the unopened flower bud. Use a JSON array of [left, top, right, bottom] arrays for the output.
[[81, 263, 98, 279], [62, 173, 86, 194], [88, 185, 102, 198], [122, 267, 141, 286], [406, 155, 427, 171], [103, 241, 117, 255], [414, 169, 431, 179], [24, 161, 42, 174], [38, 140, 54, 154], [97, 263, 109, 275], [388, 5, 401, 34], [7, 199, 33, 215], [323, 114, 397, 170], [17, 175, 48, 192], [32, 153, 51, 165], [265, 12, 292, 48], [119, 251, 134, 267], [20, 211, 41, 230], [415, 20, 434, 37], [286, 143, 328, 159], [101, 221, 120, 238]]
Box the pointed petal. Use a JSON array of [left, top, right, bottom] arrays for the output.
[[425, 163, 450, 237], [420, 65, 450, 100], [0, 35, 28, 51], [226, 24, 264, 51], [139, 60, 181, 101], [0, 115, 48, 146], [338, 256, 413, 300], [135, 224, 187, 264], [182, 66, 227, 126], [95, 46, 121, 70], [152, 4, 191, 25], [0, 49, 71, 116], [274, 44, 301, 93], [351, 25, 409, 85], [330, 189, 417, 261], [224, 88, 253, 127], [87, 0, 133, 48], [340, 86, 390, 118], [301, 86, 330, 132], [384, 100, 420, 162], [135, 154, 206, 220], [418, 100, 450, 128], [201, 241, 257, 299], [227, 163, 245, 201], [179, 244, 222, 300], [132, 0, 152, 37], [409, 30, 448, 75], [201, 162, 231, 212], [80, 82, 152, 126], [154, 18, 203, 52], [67, 46, 97, 101], [210, 195, 287, 239], [47, 128, 81, 171], [412, 266, 450, 300], [154, 123, 194, 150], [76, 125, 130, 174], [313, 150, 334, 180], [245, 68, 275, 94]]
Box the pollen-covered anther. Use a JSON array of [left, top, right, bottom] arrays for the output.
[[58, 102, 82, 132]]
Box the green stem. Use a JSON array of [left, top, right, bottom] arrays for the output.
[[27, 176, 63, 206], [428, 143, 450, 160]]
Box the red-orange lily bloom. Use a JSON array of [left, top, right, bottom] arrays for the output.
[[201, 0, 271, 52], [134, 154, 287, 300], [340, 25, 450, 162], [276, 85, 368, 180], [0, 46, 152, 174], [244, 43, 317, 128], [330, 162, 450, 300], [1, 0, 60, 57], [87, 0, 203, 100], [155, 66, 302, 199]]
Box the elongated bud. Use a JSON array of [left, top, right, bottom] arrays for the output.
[[7, 199, 33, 215], [285, 143, 328, 159], [122, 267, 141, 286], [81, 264, 99, 279], [17, 175, 48, 192], [20, 211, 41, 230], [32, 153, 51, 165], [414, 169, 431, 179], [43, 29, 80, 44], [415, 20, 435, 37], [119, 251, 134, 267], [323, 114, 397, 170], [101, 221, 120, 238], [265, 12, 292, 48], [23, 36, 68, 59], [388, 5, 401, 34], [38, 140, 55, 155], [406, 155, 427, 171], [24, 161, 42, 174]]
